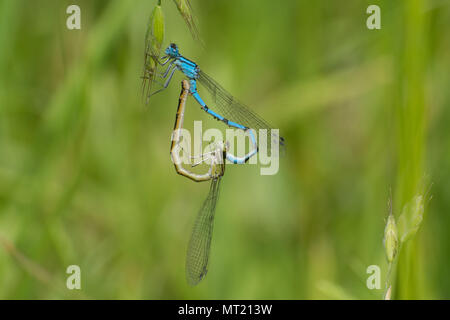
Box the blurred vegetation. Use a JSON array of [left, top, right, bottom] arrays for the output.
[[0, 0, 449, 299]]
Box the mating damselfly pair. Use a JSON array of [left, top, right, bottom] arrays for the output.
[[143, 43, 285, 152], [144, 42, 284, 285]]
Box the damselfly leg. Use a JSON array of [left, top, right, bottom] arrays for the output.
[[142, 54, 178, 101]]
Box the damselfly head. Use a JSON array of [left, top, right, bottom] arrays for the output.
[[165, 43, 180, 58]]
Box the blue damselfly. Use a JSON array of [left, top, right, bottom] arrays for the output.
[[150, 43, 285, 153]]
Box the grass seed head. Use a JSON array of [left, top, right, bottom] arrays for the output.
[[149, 3, 165, 52], [384, 286, 392, 300], [384, 212, 398, 263], [173, 0, 201, 41], [142, 3, 165, 103]]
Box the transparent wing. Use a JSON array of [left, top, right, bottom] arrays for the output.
[[198, 70, 285, 148], [186, 177, 222, 286]]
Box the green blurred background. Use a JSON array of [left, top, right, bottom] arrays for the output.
[[0, 0, 449, 299]]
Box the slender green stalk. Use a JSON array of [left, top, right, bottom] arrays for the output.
[[393, 0, 429, 300]]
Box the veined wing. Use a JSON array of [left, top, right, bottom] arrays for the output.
[[198, 70, 285, 148], [185, 177, 222, 286]]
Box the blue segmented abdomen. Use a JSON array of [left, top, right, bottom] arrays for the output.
[[189, 80, 249, 131], [179, 58, 256, 133], [188, 79, 258, 163], [225, 128, 258, 164]]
